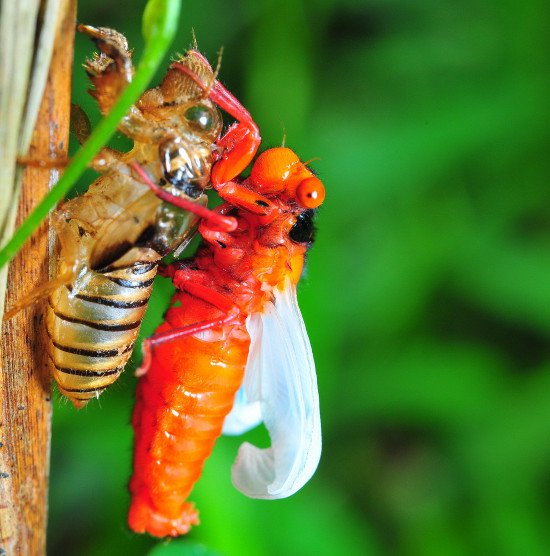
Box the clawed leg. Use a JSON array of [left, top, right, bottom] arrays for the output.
[[17, 104, 122, 171], [210, 119, 260, 186], [78, 24, 134, 115], [206, 78, 261, 185], [3, 268, 77, 320], [79, 24, 184, 144], [136, 281, 240, 376], [17, 148, 123, 174]]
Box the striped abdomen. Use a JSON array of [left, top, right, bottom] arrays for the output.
[[128, 293, 249, 537], [47, 248, 159, 408]]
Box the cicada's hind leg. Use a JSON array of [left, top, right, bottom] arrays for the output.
[[136, 277, 241, 376]]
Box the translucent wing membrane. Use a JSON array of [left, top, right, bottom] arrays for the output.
[[231, 281, 321, 499], [222, 385, 262, 436]]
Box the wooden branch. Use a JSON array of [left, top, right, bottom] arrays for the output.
[[0, 2, 76, 554]]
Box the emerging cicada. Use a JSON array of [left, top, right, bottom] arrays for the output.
[[7, 25, 260, 407], [128, 147, 325, 537]]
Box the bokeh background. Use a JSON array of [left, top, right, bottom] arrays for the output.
[[49, 1, 549, 554]]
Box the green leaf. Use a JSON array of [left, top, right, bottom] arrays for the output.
[[142, 0, 181, 47]]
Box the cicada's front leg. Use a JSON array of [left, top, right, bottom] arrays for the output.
[[79, 24, 169, 144], [78, 24, 134, 115], [208, 81, 261, 186], [17, 107, 126, 173]]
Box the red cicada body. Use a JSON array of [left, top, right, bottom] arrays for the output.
[[128, 146, 325, 537]]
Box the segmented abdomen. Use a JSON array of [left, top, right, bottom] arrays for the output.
[[128, 292, 249, 537], [47, 251, 159, 408]]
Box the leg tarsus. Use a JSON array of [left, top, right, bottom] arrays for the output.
[[78, 24, 134, 115], [135, 338, 153, 377], [146, 309, 239, 349], [4, 269, 77, 321]]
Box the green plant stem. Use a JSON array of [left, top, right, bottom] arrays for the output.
[[0, 0, 181, 269]]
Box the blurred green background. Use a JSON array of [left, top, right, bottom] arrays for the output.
[[49, 0, 549, 554]]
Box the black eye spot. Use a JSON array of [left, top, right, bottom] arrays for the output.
[[182, 183, 203, 199], [184, 105, 213, 131], [289, 210, 316, 245]]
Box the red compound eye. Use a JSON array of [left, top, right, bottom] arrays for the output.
[[296, 177, 325, 208]]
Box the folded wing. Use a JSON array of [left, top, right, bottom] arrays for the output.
[[231, 281, 322, 499], [222, 385, 262, 436]]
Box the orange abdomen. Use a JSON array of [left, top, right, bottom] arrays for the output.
[[128, 292, 249, 537]]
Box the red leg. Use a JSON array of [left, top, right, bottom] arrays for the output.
[[210, 120, 260, 186], [215, 180, 275, 217], [195, 205, 239, 249], [208, 80, 260, 184], [136, 282, 240, 376]]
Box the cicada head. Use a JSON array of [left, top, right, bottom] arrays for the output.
[[248, 148, 325, 209]]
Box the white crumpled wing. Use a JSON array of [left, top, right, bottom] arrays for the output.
[[222, 385, 262, 436], [231, 281, 321, 499]]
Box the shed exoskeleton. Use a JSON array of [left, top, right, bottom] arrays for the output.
[[8, 25, 260, 408]]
